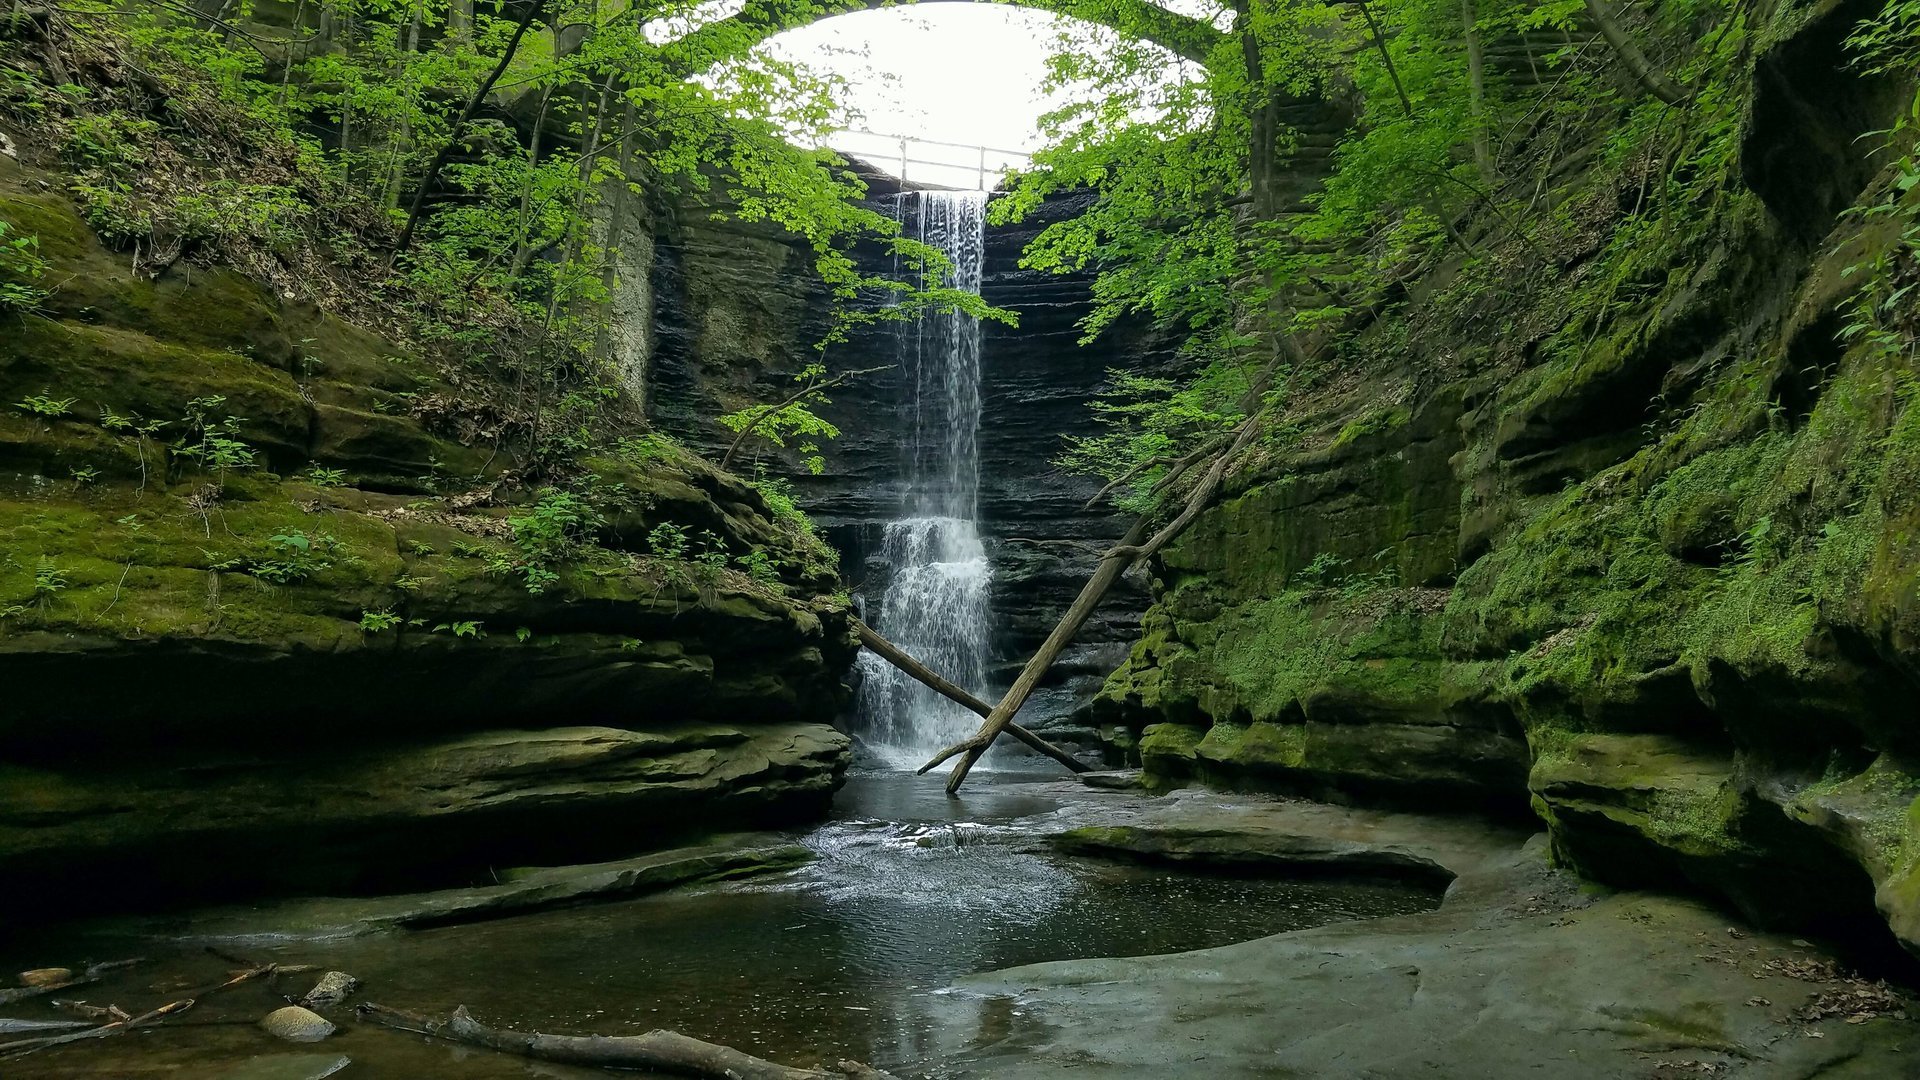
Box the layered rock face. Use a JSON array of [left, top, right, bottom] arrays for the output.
[[1095, 0, 1920, 957], [0, 158, 854, 917]]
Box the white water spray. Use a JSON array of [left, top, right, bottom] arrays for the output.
[[857, 191, 994, 766]]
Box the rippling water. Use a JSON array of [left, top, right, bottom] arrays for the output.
[[2, 771, 1441, 1077]]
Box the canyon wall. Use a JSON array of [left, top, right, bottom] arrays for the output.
[[1093, 0, 1920, 958]]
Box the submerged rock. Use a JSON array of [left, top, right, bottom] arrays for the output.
[[298, 972, 359, 1011], [259, 1006, 335, 1043], [215, 1056, 351, 1080], [14, 967, 71, 987]]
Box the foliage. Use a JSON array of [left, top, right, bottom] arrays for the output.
[[719, 363, 844, 475], [13, 389, 75, 419], [0, 219, 50, 313], [172, 396, 258, 477], [507, 487, 606, 594]]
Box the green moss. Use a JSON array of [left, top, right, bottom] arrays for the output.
[[1137, 722, 1205, 769], [1331, 403, 1411, 448]]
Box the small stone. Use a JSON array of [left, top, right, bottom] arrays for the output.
[[260, 1006, 335, 1043], [298, 972, 360, 1011], [17, 968, 72, 987]]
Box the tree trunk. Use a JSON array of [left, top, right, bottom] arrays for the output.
[[852, 619, 1090, 773], [1583, 0, 1689, 106], [1462, 0, 1497, 185], [925, 418, 1264, 792], [921, 519, 1150, 790]]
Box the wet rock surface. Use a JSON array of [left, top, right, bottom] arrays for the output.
[[937, 785, 1920, 1078]]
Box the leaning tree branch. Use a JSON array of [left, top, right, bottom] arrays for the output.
[[719, 366, 892, 473], [392, 0, 548, 258], [356, 1003, 894, 1079], [851, 619, 1089, 774], [923, 417, 1264, 792]]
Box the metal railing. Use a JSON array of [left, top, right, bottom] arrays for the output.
[[826, 129, 1033, 189]]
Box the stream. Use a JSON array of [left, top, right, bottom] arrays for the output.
[[2, 767, 1443, 1078]]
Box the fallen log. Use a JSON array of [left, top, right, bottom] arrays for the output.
[[926, 416, 1264, 793], [851, 619, 1089, 774], [357, 1003, 895, 1079]]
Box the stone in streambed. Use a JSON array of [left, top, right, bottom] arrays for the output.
[[298, 971, 359, 1010], [260, 1006, 335, 1043], [16, 967, 71, 987], [215, 1054, 351, 1080]]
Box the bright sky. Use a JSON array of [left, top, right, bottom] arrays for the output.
[[762, 7, 1078, 188]]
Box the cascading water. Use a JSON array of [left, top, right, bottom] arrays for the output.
[[857, 191, 994, 766]]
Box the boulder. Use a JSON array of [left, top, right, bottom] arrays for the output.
[[259, 1006, 334, 1043]]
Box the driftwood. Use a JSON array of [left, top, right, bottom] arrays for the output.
[[0, 959, 144, 1006], [0, 999, 194, 1058], [851, 619, 1089, 774], [925, 417, 1265, 793], [357, 1002, 895, 1079]]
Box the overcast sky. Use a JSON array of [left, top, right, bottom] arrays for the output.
[[761, 6, 1075, 187]]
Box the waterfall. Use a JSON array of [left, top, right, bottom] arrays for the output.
[[857, 191, 994, 767]]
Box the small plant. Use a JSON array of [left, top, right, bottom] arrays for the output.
[[514, 626, 533, 643], [1720, 517, 1778, 577], [1294, 552, 1348, 588], [432, 620, 485, 639], [303, 466, 348, 488], [737, 547, 780, 585], [360, 609, 401, 633], [394, 574, 425, 592], [14, 390, 75, 419], [614, 433, 677, 467], [407, 541, 437, 556], [695, 545, 729, 585], [32, 560, 70, 601], [0, 220, 50, 314], [501, 487, 607, 594], [116, 514, 143, 531], [68, 466, 99, 487], [249, 531, 339, 584], [647, 522, 690, 561], [174, 396, 258, 478]]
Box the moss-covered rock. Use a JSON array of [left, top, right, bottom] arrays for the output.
[[0, 159, 857, 916]]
